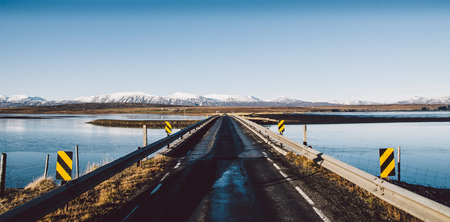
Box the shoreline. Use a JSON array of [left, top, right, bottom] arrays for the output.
[[246, 113, 450, 125], [87, 119, 201, 128]]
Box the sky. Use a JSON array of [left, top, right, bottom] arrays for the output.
[[1, 0, 449, 103]]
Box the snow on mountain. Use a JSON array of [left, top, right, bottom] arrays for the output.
[[164, 92, 212, 104], [265, 97, 298, 102], [0, 95, 45, 102], [204, 94, 260, 102], [397, 96, 450, 105], [0, 95, 48, 107], [8, 91, 430, 108], [74, 92, 158, 103], [329, 100, 380, 105]]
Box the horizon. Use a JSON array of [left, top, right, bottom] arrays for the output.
[[1, 91, 448, 104], [1, 0, 449, 103]]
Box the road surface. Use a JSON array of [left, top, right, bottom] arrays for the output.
[[110, 115, 383, 222]]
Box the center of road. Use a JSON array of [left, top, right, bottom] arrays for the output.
[[120, 116, 330, 222]]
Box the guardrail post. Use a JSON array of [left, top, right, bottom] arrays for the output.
[[303, 125, 307, 146], [75, 146, 80, 179], [136, 147, 141, 167], [44, 154, 49, 178], [0, 153, 6, 198]]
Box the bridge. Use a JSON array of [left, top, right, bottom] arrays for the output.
[[1, 115, 449, 221]]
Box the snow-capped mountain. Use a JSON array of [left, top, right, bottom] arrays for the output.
[[0, 95, 45, 102], [0, 95, 50, 108], [205, 94, 260, 102], [165, 92, 213, 104], [329, 100, 380, 105], [397, 96, 450, 105], [74, 92, 158, 103], [3, 92, 450, 108]]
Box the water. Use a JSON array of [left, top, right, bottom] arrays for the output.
[[0, 114, 205, 188], [2, 112, 450, 188], [268, 113, 450, 188]]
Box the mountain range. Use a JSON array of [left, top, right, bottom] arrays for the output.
[[1, 92, 450, 108]]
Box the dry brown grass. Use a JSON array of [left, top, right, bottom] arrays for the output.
[[38, 156, 173, 221], [0, 156, 173, 221], [285, 152, 422, 222], [0, 176, 57, 215]]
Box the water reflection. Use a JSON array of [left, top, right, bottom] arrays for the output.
[[0, 114, 202, 188], [268, 121, 450, 188]]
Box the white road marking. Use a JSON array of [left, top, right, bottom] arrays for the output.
[[121, 206, 139, 222], [295, 186, 331, 222], [262, 137, 330, 222], [160, 172, 170, 182], [279, 171, 291, 181], [313, 207, 332, 222], [273, 163, 281, 170], [295, 186, 314, 205], [151, 184, 162, 195], [174, 162, 181, 169]]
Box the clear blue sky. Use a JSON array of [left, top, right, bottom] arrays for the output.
[[1, 0, 449, 103]]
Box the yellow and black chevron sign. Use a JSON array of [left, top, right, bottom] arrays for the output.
[[278, 120, 285, 133], [56, 151, 73, 181], [379, 148, 395, 178], [165, 121, 172, 134]]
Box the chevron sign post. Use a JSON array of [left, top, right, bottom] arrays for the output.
[[165, 121, 172, 136], [278, 120, 285, 135]]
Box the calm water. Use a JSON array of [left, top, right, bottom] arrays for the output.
[[268, 111, 450, 188], [0, 114, 204, 188], [1, 112, 450, 188]]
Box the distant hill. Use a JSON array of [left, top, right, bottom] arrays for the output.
[[1, 92, 450, 108]]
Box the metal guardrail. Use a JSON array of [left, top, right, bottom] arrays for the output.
[[231, 115, 450, 222], [0, 115, 219, 222]]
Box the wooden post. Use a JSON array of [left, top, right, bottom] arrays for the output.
[[44, 154, 49, 178], [143, 125, 147, 147], [303, 125, 307, 146], [398, 146, 401, 182], [75, 145, 79, 179], [0, 153, 6, 198]]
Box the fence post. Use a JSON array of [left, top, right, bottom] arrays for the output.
[[75, 145, 79, 179], [398, 146, 401, 182], [0, 153, 7, 198], [143, 125, 147, 147], [303, 125, 307, 146], [44, 154, 49, 178]]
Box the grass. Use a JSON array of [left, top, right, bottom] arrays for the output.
[[0, 176, 57, 215], [285, 152, 421, 222], [0, 156, 174, 222], [38, 156, 174, 221]]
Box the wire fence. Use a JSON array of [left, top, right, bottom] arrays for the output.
[[272, 123, 450, 188]]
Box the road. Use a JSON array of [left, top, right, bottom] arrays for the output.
[[111, 115, 380, 222]]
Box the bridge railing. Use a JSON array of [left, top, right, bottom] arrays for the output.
[[231, 114, 450, 222], [0, 115, 219, 222]]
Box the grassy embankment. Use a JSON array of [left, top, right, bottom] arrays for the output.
[[0, 156, 174, 221], [285, 152, 440, 222]]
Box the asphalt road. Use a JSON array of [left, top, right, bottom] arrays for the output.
[[113, 115, 371, 222]]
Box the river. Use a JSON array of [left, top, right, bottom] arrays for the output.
[[268, 111, 450, 188], [0, 114, 204, 188], [1, 112, 449, 188]]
